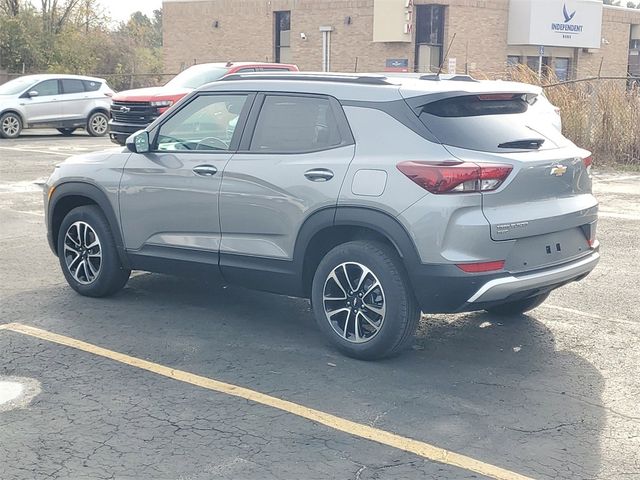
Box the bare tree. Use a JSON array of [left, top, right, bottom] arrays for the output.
[[40, 0, 83, 34], [0, 0, 21, 16]]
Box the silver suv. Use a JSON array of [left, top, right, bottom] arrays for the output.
[[0, 74, 113, 138], [44, 73, 599, 359]]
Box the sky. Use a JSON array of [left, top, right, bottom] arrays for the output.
[[100, 0, 163, 23]]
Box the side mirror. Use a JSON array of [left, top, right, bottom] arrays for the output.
[[27, 90, 39, 98], [126, 130, 150, 153]]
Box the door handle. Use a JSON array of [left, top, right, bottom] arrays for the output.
[[192, 165, 218, 177], [304, 168, 334, 182]]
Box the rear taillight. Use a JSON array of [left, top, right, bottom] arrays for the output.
[[582, 155, 593, 175], [397, 161, 512, 194], [456, 260, 505, 273]]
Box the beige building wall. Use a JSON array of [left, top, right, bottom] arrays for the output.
[[163, 0, 639, 79], [576, 7, 639, 78]]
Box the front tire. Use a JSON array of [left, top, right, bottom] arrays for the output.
[[86, 111, 108, 137], [57, 205, 130, 297], [0, 112, 22, 139], [485, 292, 550, 316], [311, 241, 420, 360]]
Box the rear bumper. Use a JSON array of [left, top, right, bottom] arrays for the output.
[[409, 249, 599, 313], [466, 251, 599, 304], [108, 120, 148, 145]]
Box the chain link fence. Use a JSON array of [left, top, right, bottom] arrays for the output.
[[504, 65, 640, 168]]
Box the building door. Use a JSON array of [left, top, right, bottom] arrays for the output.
[[275, 11, 291, 63], [414, 5, 445, 73]]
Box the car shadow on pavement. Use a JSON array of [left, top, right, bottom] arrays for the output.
[[3, 272, 605, 480]]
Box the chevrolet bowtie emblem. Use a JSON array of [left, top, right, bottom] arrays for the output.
[[119, 106, 130, 113], [550, 165, 568, 177]]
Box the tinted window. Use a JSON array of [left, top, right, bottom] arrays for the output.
[[32, 80, 59, 96], [157, 94, 247, 151], [236, 68, 255, 73], [417, 93, 569, 152], [260, 67, 291, 72], [83, 80, 102, 91], [61, 79, 85, 94], [250, 95, 342, 152]]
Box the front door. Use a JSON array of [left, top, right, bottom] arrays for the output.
[[21, 79, 62, 124], [119, 93, 252, 264], [219, 93, 355, 265]]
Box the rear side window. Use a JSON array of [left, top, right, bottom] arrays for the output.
[[250, 95, 343, 153], [83, 80, 101, 91], [417, 93, 566, 152], [61, 79, 85, 94]]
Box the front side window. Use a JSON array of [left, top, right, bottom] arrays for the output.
[[250, 95, 342, 153], [32, 80, 59, 96], [156, 94, 247, 151]]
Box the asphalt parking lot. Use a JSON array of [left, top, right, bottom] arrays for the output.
[[1, 130, 639, 480]]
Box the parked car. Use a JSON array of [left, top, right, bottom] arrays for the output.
[[44, 73, 599, 360], [0, 74, 113, 138], [108, 61, 298, 145]]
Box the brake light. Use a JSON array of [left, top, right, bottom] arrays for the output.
[[582, 155, 593, 175], [456, 260, 505, 273], [397, 161, 512, 194], [477, 93, 518, 101]]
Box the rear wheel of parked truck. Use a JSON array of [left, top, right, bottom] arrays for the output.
[[485, 292, 550, 316], [57, 205, 130, 297], [311, 241, 420, 360], [86, 111, 109, 137], [57, 128, 77, 136]]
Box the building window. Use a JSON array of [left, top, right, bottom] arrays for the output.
[[507, 55, 521, 67], [414, 5, 445, 73], [554, 58, 571, 82], [526, 56, 551, 77], [275, 11, 291, 64]]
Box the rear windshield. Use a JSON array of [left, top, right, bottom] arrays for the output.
[[417, 93, 567, 152], [165, 67, 228, 89]]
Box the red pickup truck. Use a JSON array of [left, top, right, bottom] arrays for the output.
[[108, 61, 298, 145]]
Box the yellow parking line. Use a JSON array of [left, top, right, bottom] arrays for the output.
[[1, 322, 533, 480]]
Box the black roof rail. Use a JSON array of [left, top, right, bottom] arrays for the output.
[[220, 73, 392, 85], [419, 74, 478, 82]]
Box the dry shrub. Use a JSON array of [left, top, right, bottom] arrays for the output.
[[505, 65, 640, 168]]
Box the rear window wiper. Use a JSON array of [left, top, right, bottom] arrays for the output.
[[498, 138, 545, 150]]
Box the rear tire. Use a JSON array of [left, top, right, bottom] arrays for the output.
[[86, 111, 108, 137], [485, 292, 550, 316], [57, 205, 130, 297], [57, 128, 77, 136], [311, 241, 420, 360], [0, 112, 22, 139]]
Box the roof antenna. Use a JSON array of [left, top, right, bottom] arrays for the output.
[[436, 33, 457, 80]]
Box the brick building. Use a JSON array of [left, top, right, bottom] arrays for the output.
[[163, 0, 640, 80]]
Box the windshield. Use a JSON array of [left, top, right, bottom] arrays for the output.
[[0, 77, 37, 95], [165, 67, 228, 89]]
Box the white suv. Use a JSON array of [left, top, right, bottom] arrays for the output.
[[0, 74, 114, 138]]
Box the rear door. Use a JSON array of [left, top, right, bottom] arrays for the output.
[[21, 79, 61, 123], [60, 79, 89, 120], [414, 91, 597, 270], [219, 93, 355, 262]]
